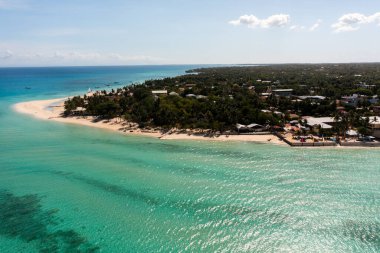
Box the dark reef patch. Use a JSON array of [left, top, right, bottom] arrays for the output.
[[0, 190, 99, 253], [49, 170, 290, 226], [71, 174, 159, 205], [342, 220, 380, 249], [49, 170, 159, 205]]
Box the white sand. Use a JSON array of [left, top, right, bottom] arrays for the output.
[[13, 98, 285, 145]]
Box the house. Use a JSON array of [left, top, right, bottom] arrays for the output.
[[355, 83, 376, 90], [341, 94, 378, 107], [346, 129, 358, 137], [196, 95, 207, 99], [273, 111, 284, 117], [298, 95, 326, 102], [341, 94, 359, 107], [369, 95, 379, 104], [368, 116, 380, 138], [289, 113, 300, 120], [260, 92, 272, 98], [273, 89, 293, 97], [169, 91, 179, 96], [152, 90, 168, 96], [372, 106, 380, 115], [236, 123, 267, 133], [72, 107, 86, 116], [304, 116, 336, 133], [185, 83, 196, 89]]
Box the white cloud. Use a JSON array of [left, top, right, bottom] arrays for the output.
[[229, 14, 290, 29], [289, 25, 305, 31], [332, 12, 380, 32], [0, 47, 166, 66], [51, 51, 163, 63], [0, 50, 13, 59], [309, 19, 322, 31]]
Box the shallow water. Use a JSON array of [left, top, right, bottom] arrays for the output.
[[0, 66, 379, 252]]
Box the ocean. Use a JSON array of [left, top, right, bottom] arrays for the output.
[[0, 65, 379, 252]]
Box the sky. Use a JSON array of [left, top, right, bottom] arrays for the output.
[[0, 0, 380, 67]]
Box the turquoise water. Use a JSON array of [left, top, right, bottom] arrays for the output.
[[1, 66, 379, 252]]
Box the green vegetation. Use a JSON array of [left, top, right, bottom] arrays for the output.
[[64, 63, 380, 132]]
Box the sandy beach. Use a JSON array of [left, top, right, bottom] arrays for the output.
[[13, 98, 285, 145]]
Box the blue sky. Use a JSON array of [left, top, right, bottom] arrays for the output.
[[0, 0, 380, 66]]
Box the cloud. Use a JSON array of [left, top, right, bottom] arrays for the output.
[[51, 51, 163, 63], [289, 25, 305, 31], [0, 47, 166, 66], [332, 12, 380, 32], [229, 14, 290, 29], [309, 19, 322, 31], [0, 50, 13, 59]]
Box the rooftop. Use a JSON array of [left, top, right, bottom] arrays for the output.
[[305, 117, 335, 129]]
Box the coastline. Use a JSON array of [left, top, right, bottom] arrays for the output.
[[12, 98, 286, 145]]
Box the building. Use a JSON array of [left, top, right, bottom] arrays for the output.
[[169, 91, 179, 96], [236, 123, 267, 133], [152, 90, 168, 96], [273, 89, 293, 97], [196, 95, 207, 99], [368, 116, 380, 138], [341, 94, 360, 107], [369, 95, 379, 105], [355, 83, 376, 90], [341, 94, 379, 107], [298, 95, 326, 102], [372, 106, 380, 115], [304, 117, 336, 133], [185, 84, 196, 89]]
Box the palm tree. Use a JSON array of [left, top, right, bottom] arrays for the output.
[[333, 112, 342, 141]]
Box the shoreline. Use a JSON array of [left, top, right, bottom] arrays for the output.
[[12, 98, 286, 145]]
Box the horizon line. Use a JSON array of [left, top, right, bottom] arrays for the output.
[[1, 61, 380, 69]]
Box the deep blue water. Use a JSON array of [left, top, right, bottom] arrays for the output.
[[0, 65, 203, 101]]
